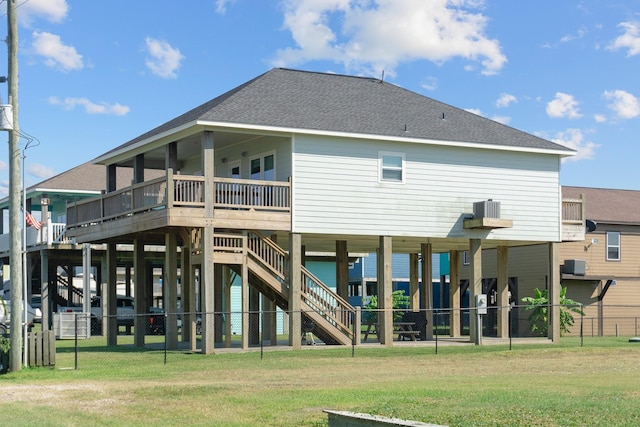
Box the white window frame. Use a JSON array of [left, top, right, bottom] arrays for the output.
[[250, 151, 276, 181], [228, 160, 241, 179], [463, 251, 470, 266], [379, 151, 405, 183], [606, 231, 621, 261]]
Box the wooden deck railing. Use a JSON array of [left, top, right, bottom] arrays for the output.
[[562, 197, 585, 224], [66, 172, 291, 228]]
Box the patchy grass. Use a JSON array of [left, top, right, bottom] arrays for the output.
[[1, 337, 639, 426]]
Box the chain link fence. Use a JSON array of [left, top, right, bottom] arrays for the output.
[[50, 303, 640, 370]]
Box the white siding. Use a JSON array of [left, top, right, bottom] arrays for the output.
[[292, 135, 561, 242]]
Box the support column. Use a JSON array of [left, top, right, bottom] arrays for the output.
[[449, 250, 460, 337], [224, 267, 233, 347], [496, 246, 509, 338], [241, 245, 249, 349], [165, 232, 179, 349], [106, 243, 117, 346], [289, 233, 302, 349], [469, 239, 482, 345], [336, 240, 349, 300], [409, 253, 419, 310], [249, 286, 260, 345], [421, 243, 433, 340], [378, 236, 393, 347], [201, 130, 215, 354], [40, 249, 50, 330], [133, 238, 147, 347], [82, 244, 91, 314], [548, 242, 561, 342], [214, 264, 224, 343]]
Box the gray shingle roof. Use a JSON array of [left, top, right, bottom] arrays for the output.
[[113, 68, 573, 153], [562, 186, 640, 225]]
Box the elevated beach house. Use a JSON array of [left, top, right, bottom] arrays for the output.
[[64, 68, 578, 353]]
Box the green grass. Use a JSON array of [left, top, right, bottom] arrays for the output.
[[1, 337, 639, 426]]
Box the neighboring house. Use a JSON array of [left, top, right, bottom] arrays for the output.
[[0, 162, 165, 328], [560, 186, 640, 337], [63, 68, 578, 352], [455, 186, 640, 338]]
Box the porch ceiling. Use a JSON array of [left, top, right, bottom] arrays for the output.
[[271, 232, 546, 254]]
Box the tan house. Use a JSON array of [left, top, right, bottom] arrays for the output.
[[61, 68, 578, 353], [560, 186, 640, 337]]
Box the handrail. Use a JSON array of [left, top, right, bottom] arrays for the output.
[[244, 230, 354, 341], [65, 173, 291, 229]]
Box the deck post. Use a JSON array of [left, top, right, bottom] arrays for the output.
[[449, 250, 461, 338], [409, 253, 419, 310], [548, 242, 561, 342], [336, 240, 349, 300], [200, 130, 216, 354], [496, 246, 509, 338], [165, 231, 179, 349], [469, 239, 482, 345], [106, 242, 118, 346], [289, 232, 302, 349], [421, 243, 433, 340], [134, 238, 146, 347], [378, 236, 393, 347]]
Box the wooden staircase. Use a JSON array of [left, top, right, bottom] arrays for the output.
[[216, 231, 354, 345]]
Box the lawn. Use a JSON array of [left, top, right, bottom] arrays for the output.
[[1, 337, 639, 426]]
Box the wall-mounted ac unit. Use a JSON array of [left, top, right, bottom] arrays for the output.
[[473, 200, 501, 219], [563, 259, 586, 276]]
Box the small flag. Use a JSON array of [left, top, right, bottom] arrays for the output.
[[26, 212, 42, 230]]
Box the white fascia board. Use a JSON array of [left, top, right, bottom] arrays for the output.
[[94, 118, 576, 165], [33, 188, 102, 196], [197, 120, 577, 157]]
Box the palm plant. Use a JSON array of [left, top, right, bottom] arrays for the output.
[[521, 287, 585, 336]]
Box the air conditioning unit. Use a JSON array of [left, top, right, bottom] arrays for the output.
[[473, 200, 501, 219], [563, 259, 586, 276]]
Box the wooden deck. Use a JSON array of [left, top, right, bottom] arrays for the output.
[[65, 172, 292, 242]]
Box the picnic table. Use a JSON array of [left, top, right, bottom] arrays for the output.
[[363, 321, 420, 341]]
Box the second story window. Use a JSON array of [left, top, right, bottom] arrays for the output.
[[463, 251, 470, 266], [606, 231, 620, 261], [379, 152, 405, 183]]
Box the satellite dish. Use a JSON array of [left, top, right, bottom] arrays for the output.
[[586, 219, 597, 232]]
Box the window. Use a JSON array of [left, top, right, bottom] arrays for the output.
[[606, 231, 620, 261], [463, 251, 470, 266], [250, 152, 275, 181], [379, 152, 405, 183]]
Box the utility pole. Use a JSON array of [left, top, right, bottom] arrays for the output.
[[7, 0, 23, 372]]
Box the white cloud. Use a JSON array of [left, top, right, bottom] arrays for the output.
[[594, 114, 607, 123], [31, 31, 83, 72], [546, 92, 582, 119], [19, 0, 68, 27], [465, 108, 483, 116], [603, 89, 640, 119], [0, 160, 6, 171], [273, 0, 506, 77], [145, 37, 184, 79], [421, 76, 438, 91], [215, 0, 237, 14], [28, 163, 56, 179], [496, 93, 516, 108], [48, 96, 130, 116], [607, 22, 640, 57], [552, 128, 598, 162]]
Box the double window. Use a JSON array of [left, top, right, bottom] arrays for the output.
[[251, 152, 275, 181], [606, 231, 620, 261], [379, 152, 405, 183]]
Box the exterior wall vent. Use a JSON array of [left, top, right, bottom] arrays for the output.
[[473, 200, 501, 219], [563, 259, 586, 276]]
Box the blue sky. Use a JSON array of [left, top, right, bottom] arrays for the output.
[[0, 0, 639, 196]]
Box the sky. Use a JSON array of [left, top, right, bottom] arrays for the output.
[[0, 0, 639, 196]]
